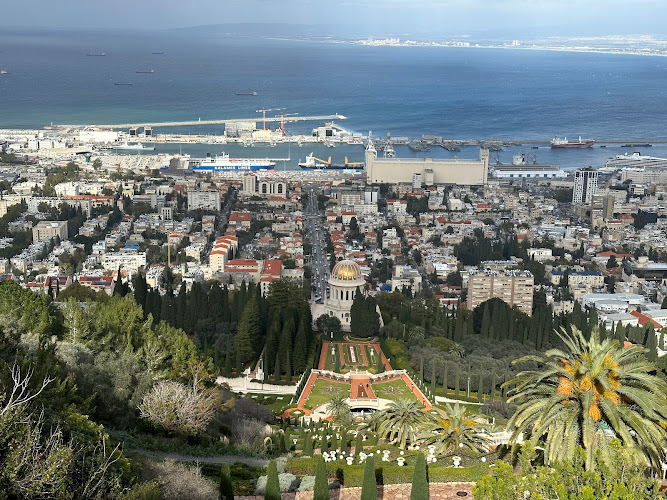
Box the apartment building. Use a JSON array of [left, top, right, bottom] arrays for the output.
[[467, 269, 534, 315]]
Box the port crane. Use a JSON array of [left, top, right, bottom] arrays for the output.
[[275, 112, 299, 134], [256, 107, 285, 131]]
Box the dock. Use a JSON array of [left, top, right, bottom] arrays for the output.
[[55, 114, 347, 129]]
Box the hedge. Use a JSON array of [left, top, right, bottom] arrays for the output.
[[285, 457, 488, 487]]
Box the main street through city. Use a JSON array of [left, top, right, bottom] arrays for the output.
[[304, 185, 329, 301]]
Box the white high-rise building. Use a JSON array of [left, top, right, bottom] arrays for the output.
[[572, 168, 598, 204]]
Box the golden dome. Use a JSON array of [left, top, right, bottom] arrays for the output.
[[331, 260, 363, 282]]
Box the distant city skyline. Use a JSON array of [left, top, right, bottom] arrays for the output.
[[3, 0, 667, 37]]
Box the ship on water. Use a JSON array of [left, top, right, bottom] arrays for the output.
[[299, 153, 364, 170], [86, 52, 106, 56], [604, 151, 667, 170], [111, 142, 155, 151], [550, 136, 594, 148], [189, 153, 276, 171], [136, 69, 155, 74]]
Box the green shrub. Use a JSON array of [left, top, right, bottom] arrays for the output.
[[420, 336, 455, 353], [313, 457, 329, 500], [219, 463, 234, 500], [118, 481, 162, 500], [360, 458, 377, 500], [265, 460, 280, 500], [410, 453, 428, 500], [285, 457, 488, 486]]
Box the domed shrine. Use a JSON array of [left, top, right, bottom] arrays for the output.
[[325, 259, 366, 331]]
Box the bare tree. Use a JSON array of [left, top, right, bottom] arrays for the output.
[[231, 418, 270, 446], [0, 364, 54, 417], [144, 460, 218, 500], [138, 380, 219, 435]]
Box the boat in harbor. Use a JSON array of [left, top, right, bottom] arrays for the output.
[[136, 69, 155, 74], [621, 143, 651, 148], [299, 153, 364, 170], [114, 83, 133, 86], [86, 52, 106, 56], [604, 151, 667, 170], [112, 142, 155, 151], [236, 91, 257, 96], [190, 153, 276, 171], [550, 136, 594, 148], [0, 70, 8, 75]]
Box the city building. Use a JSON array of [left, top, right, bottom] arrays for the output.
[[572, 168, 598, 204], [365, 148, 489, 186], [32, 220, 68, 243], [467, 269, 534, 315], [188, 190, 221, 211], [324, 259, 366, 331], [390, 265, 423, 296]]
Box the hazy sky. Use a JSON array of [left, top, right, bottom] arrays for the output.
[[3, 0, 667, 37]]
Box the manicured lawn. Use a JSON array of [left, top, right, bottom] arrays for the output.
[[323, 343, 339, 371], [246, 393, 293, 413], [372, 379, 420, 404], [304, 378, 349, 410]]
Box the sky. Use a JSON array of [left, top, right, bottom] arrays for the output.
[[3, 0, 667, 38]]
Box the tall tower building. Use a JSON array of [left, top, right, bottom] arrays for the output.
[[572, 168, 598, 204]]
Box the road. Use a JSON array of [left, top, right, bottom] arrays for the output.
[[303, 185, 329, 301]]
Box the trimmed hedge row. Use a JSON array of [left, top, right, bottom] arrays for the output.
[[285, 457, 488, 487]]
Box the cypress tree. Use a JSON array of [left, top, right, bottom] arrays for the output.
[[376, 351, 384, 373], [219, 463, 234, 500], [274, 350, 281, 380], [133, 273, 147, 316], [176, 282, 187, 329], [430, 362, 436, 392], [419, 357, 424, 382], [455, 308, 464, 342], [360, 456, 377, 500], [508, 311, 516, 341], [355, 434, 363, 456], [284, 428, 292, 451], [320, 431, 328, 454], [442, 361, 448, 394], [224, 335, 232, 375], [303, 432, 313, 456], [477, 369, 484, 402], [293, 322, 308, 373], [331, 433, 339, 452], [410, 452, 429, 500], [334, 345, 341, 372], [467, 314, 474, 337], [313, 457, 329, 500], [340, 431, 348, 452], [481, 302, 491, 337], [660, 330, 665, 350], [454, 366, 460, 396], [265, 460, 280, 500], [285, 350, 292, 383], [490, 371, 497, 402], [646, 324, 658, 362]]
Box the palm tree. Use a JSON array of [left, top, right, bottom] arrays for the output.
[[376, 399, 426, 449], [360, 409, 384, 434], [505, 326, 667, 470], [326, 395, 350, 423], [419, 403, 492, 455]]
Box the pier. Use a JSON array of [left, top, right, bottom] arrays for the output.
[[54, 114, 347, 129]]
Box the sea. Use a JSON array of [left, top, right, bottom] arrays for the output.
[[2, 28, 667, 170]]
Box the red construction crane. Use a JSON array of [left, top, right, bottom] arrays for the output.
[[255, 107, 285, 131], [275, 112, 299, 134]]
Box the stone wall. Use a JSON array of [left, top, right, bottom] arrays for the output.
[[236, 482, 475, 499]]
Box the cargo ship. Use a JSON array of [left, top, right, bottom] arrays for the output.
[[190, 153, 275, 171], [299, 153, 364, 170], [550, 136, 594, 148], [136, 69, 155, 74]]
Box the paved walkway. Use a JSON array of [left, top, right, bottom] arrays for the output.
[[349, 374, 375, 400]]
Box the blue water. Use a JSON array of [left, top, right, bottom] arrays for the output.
[[2, 28, 667, 169]]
